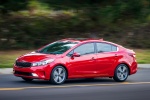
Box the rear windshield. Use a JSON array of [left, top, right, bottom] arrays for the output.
[[38, 41, 78, 54]]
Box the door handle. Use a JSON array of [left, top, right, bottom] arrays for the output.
[[115, 54, 118, 57], [91, 57, 96, 60]]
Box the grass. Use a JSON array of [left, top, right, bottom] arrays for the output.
[[134, 49, 150, 64], [0, 50, 32, 68], [0, 49, 150, 68]]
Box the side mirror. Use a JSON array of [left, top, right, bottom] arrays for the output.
[[72, 52, 80, 57]]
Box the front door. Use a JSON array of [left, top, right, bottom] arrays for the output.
[[68, 43, 97, 78]]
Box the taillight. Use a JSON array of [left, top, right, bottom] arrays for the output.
[[126, 49, 136, 58], [133, 54, 136, 58], [128, 53, 136, 58]]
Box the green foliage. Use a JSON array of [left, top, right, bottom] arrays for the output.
[[0, 0, 28, 14], [27, 0, 50, 11], [0, 0, 150, 49]]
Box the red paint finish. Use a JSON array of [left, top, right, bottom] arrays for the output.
[[13, 38, 137, 81], [67, 54, 98, 78]]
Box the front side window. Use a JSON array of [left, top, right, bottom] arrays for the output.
[[96, 43, 117, 53], [73, 43, 95, 55], [38, 41, 78, 54]]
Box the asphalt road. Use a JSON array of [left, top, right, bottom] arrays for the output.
[[0, 69, 150, 100]]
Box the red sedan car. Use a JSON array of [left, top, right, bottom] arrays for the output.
[[13, 38, 137, 84]]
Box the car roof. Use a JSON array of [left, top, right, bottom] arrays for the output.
[[60, 38, 103, 42], [60, 38, 123, 48]]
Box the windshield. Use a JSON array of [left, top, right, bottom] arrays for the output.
[[38, 41, 78, 54]]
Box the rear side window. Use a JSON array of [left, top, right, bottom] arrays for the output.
[[112, 45, 117, 51], [96, 43, 117, 53]]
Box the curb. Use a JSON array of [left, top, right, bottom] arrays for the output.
[[0, 64, 150, 74], [0, 68, 13, 74], [138, 64, 150, 69]]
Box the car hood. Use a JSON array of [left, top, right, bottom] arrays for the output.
[[17, 52, 58, 62]]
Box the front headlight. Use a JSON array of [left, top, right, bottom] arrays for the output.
[[32, 59, 55, 66]]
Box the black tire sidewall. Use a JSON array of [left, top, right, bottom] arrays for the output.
[[22, 77, 33, 81]]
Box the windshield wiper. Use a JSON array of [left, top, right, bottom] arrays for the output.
[[36, 51, 58, 55], [35, 50, 40, 53], [44, 52, 57, 55]]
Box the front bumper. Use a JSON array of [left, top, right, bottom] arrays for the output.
[[13, 65, 52, 80]]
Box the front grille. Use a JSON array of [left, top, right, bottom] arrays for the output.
[[16, 61, 32, 67], [14, 71, 32, 76]]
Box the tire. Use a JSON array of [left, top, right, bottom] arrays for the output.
[[22, 77, 33, 82], [113, 64, 129, 82], [50, 66, 67, 85]]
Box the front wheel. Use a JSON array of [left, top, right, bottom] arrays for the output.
[[113, 64, 129, 82], [50, 66, 67, 85]]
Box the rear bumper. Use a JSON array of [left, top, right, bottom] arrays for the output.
[[130, 62, 138, 75], [13, 65, 52, 80]]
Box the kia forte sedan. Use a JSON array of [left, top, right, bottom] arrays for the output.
[[13, 38, 137, 84]]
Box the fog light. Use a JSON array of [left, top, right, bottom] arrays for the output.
[[32, 73, 38, 77]]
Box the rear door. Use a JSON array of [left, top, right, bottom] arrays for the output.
[[95, 42, 118, 76]]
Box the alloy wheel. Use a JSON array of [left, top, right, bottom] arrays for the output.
[[51, 66, 67, 84], [113, 64, 129, 82]]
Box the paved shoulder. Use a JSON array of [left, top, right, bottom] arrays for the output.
[[0, 68, 13, 74], [138, 64, 150, 68]]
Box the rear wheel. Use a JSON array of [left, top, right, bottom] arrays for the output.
[[50, 66, 67, 85], [113, 64, 129, 82], [22, 77, 33, 82]]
